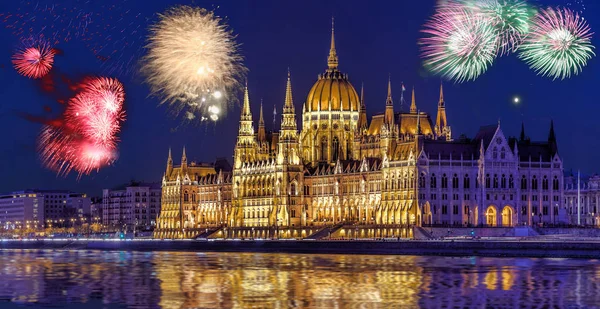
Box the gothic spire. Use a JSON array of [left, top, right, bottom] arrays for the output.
[[386, 75, 393, 106], [360, 82, 365, 110], [520, 122, 526, 141], [242, 82, 252, 120], [259, 99, 265, 126], [358, 82, 368, 130], [258, 99, 266, 142], [416, 110, 422, 135], [167, 147, 172, 163], [438, 82, 445, 108], [181, 146, 187, 167], [327, 17, 338, 70], [280, 70, 297, 135], [284, 68, 294, 113], [410, 87, 417, 114], [548, 119, 556, 142]]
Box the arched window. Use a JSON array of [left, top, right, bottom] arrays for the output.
[[441, 174, 448, 189], [431, 174, 437, 189], [542, 176, 549, 190], [500, 147, 506, 159], [521, 176, 527, 190], [419, 173, 426, 188], [464, 174, 470, 189], [290, 183, 296, 195], [191, 192, 196, 203], [321, 137, 328, 161], [452, 174, 459, 189], [501, 174, 506, 189], [493, 174, 499, 189], [509, 175, 514, 189], [553, 176, 559, 190], [409, 173, 414, 189], [492, 147, 498, 159], [486, 174, 491, 188], [332, 137, 340, 161], [532, 176, 538, 190], [184, 191, 189, 202]]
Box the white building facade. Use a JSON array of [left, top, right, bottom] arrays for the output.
[[102, 183, 161, 230]]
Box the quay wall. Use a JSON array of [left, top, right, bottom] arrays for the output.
[[2, 239, 600, 259]]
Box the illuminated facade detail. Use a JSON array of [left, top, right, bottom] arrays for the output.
[[154, 25, 565, 239]]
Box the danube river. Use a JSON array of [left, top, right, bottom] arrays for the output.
[[0, 250, 599, 308]]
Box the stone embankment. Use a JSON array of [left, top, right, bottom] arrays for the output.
[[2, 238, 600, 259]]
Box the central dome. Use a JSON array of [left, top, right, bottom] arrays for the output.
[[306, 71, 360, 112], [304, 22, 360, 113]]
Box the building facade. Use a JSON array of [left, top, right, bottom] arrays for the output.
[[102, 182, 161, 231], [565, 173, 600, 226], [0, 190, 90, 230], [155, 25, 565, 238]]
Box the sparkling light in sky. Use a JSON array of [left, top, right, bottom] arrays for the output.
[[141, 5, 246, 123]]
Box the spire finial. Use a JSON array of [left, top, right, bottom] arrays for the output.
[[284, 69, 293, 111], [520, 121, 525, 141], [386, 75, 393, 106], [259, 99, 265, 126], [242, 83, 251, 117], [439, 81, 445, 107], [360, 82, 365, 109], [182, 146, 187, 161], [410, 86, 417, 113], [168, 147, 172, 161], [327, 17, 338, 70], [548, 119, 556, 142]]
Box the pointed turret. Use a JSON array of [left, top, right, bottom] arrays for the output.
[[258, 100, 266, 142], [327, 17, 338, 70], [384, 76, 394, 126], [166, 147, 173, 176], [410, 87, 417, 114], [234, 83, 257, 167], [548, 119, 558, 154], [520, 122, 526, 141], [181, 146, 188, 169], [435, 82, 450, 140], [280, 69, 298, 140], [277, 70, 300, 165], [548, 119, 556, 142], [357, 82, 368, 130]]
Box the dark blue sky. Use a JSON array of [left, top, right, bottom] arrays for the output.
[[0, 0, 597, 197]]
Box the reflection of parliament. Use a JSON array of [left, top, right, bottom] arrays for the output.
[[155, 26, 563, 239]]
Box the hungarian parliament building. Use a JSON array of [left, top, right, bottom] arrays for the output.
[[155, 26, 564, 239]]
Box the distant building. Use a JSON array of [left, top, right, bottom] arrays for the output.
[[0, 190, 90, 229], [565, 173, 600, 226], [90, 197, 103, 224], [102, 182, 161, 231]]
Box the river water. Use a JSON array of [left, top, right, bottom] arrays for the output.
[[0, 249, 599, 308]]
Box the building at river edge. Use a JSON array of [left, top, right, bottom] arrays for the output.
[[155, 26, 566, 239]]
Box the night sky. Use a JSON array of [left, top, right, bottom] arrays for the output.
[[0, 0, 597, 197]]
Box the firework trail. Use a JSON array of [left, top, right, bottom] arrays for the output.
[[420, 2, 499, 83], [461, 0, 536, 56], [39, 77, 126, 178], [12, 37, 56, 79], [519, 7, 595, 80], [1, 0, 146, 77], [141, 5, 246, 123]]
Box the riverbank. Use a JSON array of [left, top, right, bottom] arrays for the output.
[[2, 238, 600, 258]]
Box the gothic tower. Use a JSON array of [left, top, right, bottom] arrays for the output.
[[435, 82, 451, 140], [233, 85, 258, 168]]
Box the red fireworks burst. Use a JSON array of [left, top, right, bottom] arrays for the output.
[[39, 77, 126, 177], [12, 42, 56, 79]]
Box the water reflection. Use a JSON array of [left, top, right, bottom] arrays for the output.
[[0, 250, 599, 308]]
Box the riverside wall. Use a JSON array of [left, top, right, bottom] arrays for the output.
[[2, 239, 600, 259]]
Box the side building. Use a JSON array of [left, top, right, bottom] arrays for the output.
[[0, 190, 91, 230], [155, 24, 566, 239], [565, 173, 600, 226], [102, 182, 162, 231]]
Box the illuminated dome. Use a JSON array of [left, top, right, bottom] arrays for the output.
[[304, 23, 360, 113]]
